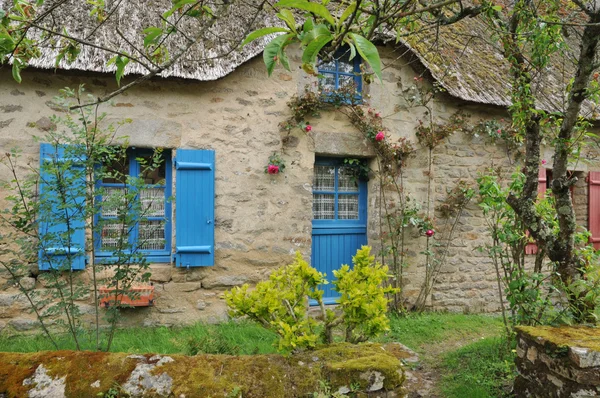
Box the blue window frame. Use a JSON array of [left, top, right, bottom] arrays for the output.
[[95, 149, 172, 263], [312, 158, 367, 230], [317, 47, 362, 103]]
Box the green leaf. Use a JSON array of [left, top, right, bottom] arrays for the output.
[[277, 9, 297, 33], [337, 2, 356, 30], [275, 0, 335, 26], [201, 5, 214, 17], [279, 47, 291, 71], [263, 33, 294, 76], [241, 27, 290, 47], [163, 0, 197, 18], [491, 5, 502, 11], [12, 59, 22, 83], [0, 30, 15, 53], [300, 23, 330, 46], [108, 55, 130, 87], [301, 31, 333, 64], [303, 17, 314, 32], [143, 27, 163, 47], [349, 33, 382, 82], [343, 38, 357, 60]]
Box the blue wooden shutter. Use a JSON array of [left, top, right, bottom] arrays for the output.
[[38, 143, 87, 270], [175, 149, 215, 267]]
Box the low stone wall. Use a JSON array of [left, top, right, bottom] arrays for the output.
[[515, 326, 600, 397], [0, 343, 406, 397]]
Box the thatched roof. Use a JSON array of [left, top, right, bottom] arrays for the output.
[[394, 14, 591, 115], [0, 0, 276, 81], [0, 0, 591, 114]]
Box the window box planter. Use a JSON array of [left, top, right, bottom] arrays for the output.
[[98, 285, 155, 308]]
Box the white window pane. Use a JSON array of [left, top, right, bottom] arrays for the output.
[[339, 75, 355, 89], [101, 187, 126, 217], [338, 195, 359, 219], [338, 167, 359, 192], [318, 58, 336, 71], [140, 188, 165, 217], [313, 165, 335, 191], [319, 73, 336, 92], [101, 221, 125, 251], [138, 220, 165, 251], [339, 60, 354, 73], [313, 194, 335, 219]]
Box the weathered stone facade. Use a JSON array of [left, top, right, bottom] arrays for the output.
[[515, 326, 600, 397], [0, 44, 598, 330]]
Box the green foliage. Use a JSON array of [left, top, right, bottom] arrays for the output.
[[0, 86, 163, 351], [186, 329, 241, 355], [242, 0, 383, 81], [477, 170, 559, 327], [380, 313, 504, 351], [0, 320, 278, 355], [225, 252, 326, 352], [334, 247, 396, 342], [226, 247, 396, 352], [441, 337, 515, 398]]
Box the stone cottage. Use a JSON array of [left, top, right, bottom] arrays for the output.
[[0, 0, 599, 330]]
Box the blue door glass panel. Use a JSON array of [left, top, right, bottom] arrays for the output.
[[311, 158, 367, 304]]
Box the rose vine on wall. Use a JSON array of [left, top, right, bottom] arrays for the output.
[[281, 82, 472, 312]]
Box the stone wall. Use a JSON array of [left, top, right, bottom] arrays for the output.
[[0, 44, 599, 331], [0, 343, 407, 397], [515, 326, 600, 397]]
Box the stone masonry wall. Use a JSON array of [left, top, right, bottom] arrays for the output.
[[0, 44, 599, 331], [515, 326, 600, 397]]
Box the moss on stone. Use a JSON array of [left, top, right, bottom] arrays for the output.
[[0, 343, 404, 397], [517, 325, 600, 351], [303, 343, 405, 391], [0, 350, 138, 397]]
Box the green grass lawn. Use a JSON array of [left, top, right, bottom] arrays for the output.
[[379, 312, 505, 351], [0, 312, 515, 397], [0, 321, 278, 355], [441, 337, 515, 398], [379, 312, 514, 398]]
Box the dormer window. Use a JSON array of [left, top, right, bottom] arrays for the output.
[[317, 47, 362, 103]]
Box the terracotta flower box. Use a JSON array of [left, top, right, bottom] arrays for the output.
[[98, 285, 155, 308]]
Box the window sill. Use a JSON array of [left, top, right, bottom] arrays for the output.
[[95, 254, 172, 264]]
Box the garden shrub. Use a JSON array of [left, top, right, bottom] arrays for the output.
[[225, 246, 397, 352]]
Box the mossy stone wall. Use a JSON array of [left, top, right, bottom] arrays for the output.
[[515, 326, 600, 397], [0, 343, 406, 397]]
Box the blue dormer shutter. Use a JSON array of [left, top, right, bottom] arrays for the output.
[[175, 149, 215, 267], [38, 143, 87, 271]]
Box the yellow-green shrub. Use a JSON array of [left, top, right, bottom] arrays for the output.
[[225, 246, 398, 352], [225, 252, 326, 352], [334, 246, 397, 343]]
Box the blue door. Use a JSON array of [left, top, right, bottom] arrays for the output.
[[311, 158, 368, 304]]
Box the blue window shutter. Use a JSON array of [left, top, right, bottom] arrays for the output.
[[38, 143, 87, 271], [175, 149, 215, 267]]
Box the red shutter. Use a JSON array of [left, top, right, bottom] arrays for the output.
[[525, 168, 547, 255], [589, 171, 600, 250]]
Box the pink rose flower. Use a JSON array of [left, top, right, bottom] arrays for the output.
[[425, 229, 434, 237], [542, 159, 547, 165], [305, 125, 312, 132], [267, 164, 280, 174], [375, 112, 381, 118], [497, 129, 502, 134], [375, 131, 385, 142]]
